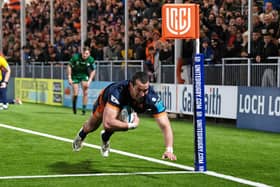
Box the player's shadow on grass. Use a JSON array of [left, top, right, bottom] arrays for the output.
[[49, 160, 177, 174], [49, 160, 99, 174]]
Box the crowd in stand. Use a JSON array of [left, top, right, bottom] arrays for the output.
[[1, 0, 280, 67]]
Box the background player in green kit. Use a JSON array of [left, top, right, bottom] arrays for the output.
[[67, 47, 96, 115]]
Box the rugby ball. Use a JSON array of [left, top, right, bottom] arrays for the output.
[[119, 105, 135, 123]]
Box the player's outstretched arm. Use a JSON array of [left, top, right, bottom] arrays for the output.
[[155, 112, 177, 161]]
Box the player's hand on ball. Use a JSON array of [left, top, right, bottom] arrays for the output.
[[128, 112, 140, 129], [162, 151, 177, 161], [131, 112, 140, 127]]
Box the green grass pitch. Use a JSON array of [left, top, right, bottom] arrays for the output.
[[0, 103, 279, 187]]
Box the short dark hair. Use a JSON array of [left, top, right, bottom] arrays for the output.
[[131, 71, 149, 85], [83, 46, 91, 52]]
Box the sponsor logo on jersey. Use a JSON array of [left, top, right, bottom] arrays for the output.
[[110, 95, 120, 105]]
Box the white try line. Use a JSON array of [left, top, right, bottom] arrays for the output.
[[0, 171, 195, 180], [0, 124, 271, 187]]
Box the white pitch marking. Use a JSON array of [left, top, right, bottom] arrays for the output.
[[0, 171, 195, 180], [0, 124, 272, 187]]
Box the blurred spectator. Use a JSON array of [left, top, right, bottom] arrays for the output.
[[145, 29, 164, 60], [252, 14, 265, 32], [255, 33, 278, 63], [61, 48, 72, 61], [22, 46, 32, 63], [47, 45, 56, 62], [235, 15, 246, 33], [132, 36, 146, 60], [201, 12, 217, 39], [260, 13, 279, 38], [224, 25, 242, 57], [152, 40, 164, 83], [263, 0, 280, 10], [144, 46, 156, 82], [54, 45, 65, 61], [261, 1, 278, 17], [120, 43, 134, 60], [2, 0, 279, 75], [254, 33, 278, 87], [181, 39, 194, 84], [201, 38, 214, 64], [159, 40, 173, 63], [7, 0, 20, 11], [208, 15, 227, 42], [89, 39, 104, 60], [103, 38, 122, 60], [142, 0, 162, 19], [251, 29, 264, 60], [30, 48, 45, 62], [221, 0, 241, 12], [240, 31, 249, 57], [211, 38, 225, 64]]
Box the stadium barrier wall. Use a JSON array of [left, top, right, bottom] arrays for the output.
[[7, 78, 15, 101], [237, 86, 280, 133], [153, 83, 280, 133], [152, 84, 238, 119], [9, 56, 280, 87], [14, 78, 63, 106], [11, 78, 280, 133], [63, 81, 280, 132], [63, 80, 111, 110]]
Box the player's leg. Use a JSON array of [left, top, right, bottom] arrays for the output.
[[73, 92, 104, 151], [81, 80, 89, 115], [72, 113, 102, 151], [100, 129, 113, 157], [72, 83, 79, 114], [2, 87, 8, 109], [0, 87, 3, 110]]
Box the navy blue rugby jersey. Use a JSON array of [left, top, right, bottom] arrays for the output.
[[102, 80, 165, 115]]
